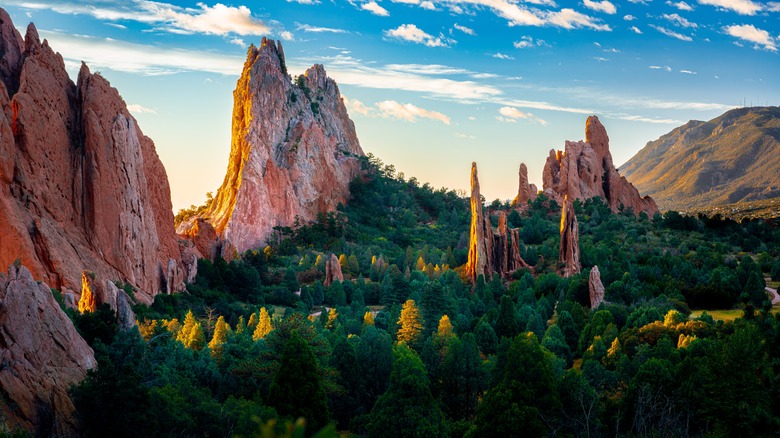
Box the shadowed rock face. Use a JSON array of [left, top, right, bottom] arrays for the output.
[[0, 265, 96, 436], [0, 9, 190, 303], [559, 197, 581, 278], [202, 38, 364, 254], [543, 116, 658, 216], [589, 265, 605, 309], [467, 163, 531, 284]]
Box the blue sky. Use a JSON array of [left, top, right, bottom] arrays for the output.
[[3, 0, 779, 211]]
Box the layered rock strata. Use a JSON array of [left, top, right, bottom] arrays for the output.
[[543, 116, 658, 216], [0, 265, 96, 436], [0, 10, 190, 303], [195, 38, 364, 254], [467, 163, 531, 283], [559, 197, 581, 277]]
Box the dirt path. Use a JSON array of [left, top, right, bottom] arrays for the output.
[[766, 286, 780, 305]]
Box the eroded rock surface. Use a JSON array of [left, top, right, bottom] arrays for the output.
[[512, 163, 537, 206], [559, 197, 581, 277], [324, 253, 344, 286], [589, 265, 605, 309]]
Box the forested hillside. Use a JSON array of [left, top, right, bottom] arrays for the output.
[[63, 154, 780, 437]]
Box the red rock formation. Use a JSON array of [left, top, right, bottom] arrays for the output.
[[559, 197, 581, 277], [589, 265, 605, 309], [512, 163, 537, 206], [0, 264, 96, 436], [0, 10, 191, 303], [324, 253, 344, 286], [467, 163, 531, 283], [201, 38, 364, 254], [542, 116, 658, 216]]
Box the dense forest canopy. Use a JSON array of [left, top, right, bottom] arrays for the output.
[[60, 154, 780, 437]]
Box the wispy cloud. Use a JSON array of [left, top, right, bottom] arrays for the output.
[[662, 13, 698, 28], [768, 2, 780, 11], [385, 24, 453, 47], [297, 24, 349, 33], [546, 9, 612, 30], [724, 24, 777, 51], [362, 1, 390, 16], [623, 14, 636, 20], [127, 103, 157, 114], [497, 106, 548, 125], [344, 96, 450, 124], [697, 0, 763, 15], [492, 52, 515, 60], [630, 26, 643, 34], [513, 36, 548, 48], [229, 37, 246, 48], [583, 0, 617, 14], [680, 69, 698, 74], [650, 24, 693, 41], [666, 1, 695, 10], [453, 23, 476, 35], [649, 65, 673, 71]]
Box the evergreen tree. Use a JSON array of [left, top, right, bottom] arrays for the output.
[[247, 311, 259, 331], [397, 299, 423, 344], [366, 344, 446, 437], [253, 308, 273, 341], [495, 296, 519, 339], [268, 331, 330, 432]]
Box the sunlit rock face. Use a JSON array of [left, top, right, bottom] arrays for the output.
[[559, 197, 581, 278], [324, 253, 344, 286], [543, 116, 658, 216], [467, 163, 531, 284], [512, 162, 537, 206], [205, 38, 364, 254], [0, 264, 96, 436], [0, 9, 187, 303]]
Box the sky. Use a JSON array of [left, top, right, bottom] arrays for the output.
[[3, 0, 779, 211]]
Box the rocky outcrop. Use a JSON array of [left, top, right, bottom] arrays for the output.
[[589, 266, 605, 309], [559, 197, 581, 277], [543, 116, 658, 216], [324, 253, 344, 286], [0, 264, 96, 436], [512, 163, 537, 206], [0, 10, 189, 303], [467, 163, 531, 283], [196, 38, 364, 254]]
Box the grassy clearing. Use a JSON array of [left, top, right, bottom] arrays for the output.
[[690, 309, 745, 322]]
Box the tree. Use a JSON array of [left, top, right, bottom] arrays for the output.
[[397, 299, 423, 344], [436, 315, 454, 339], [495, 296, 519, 339], [366, 344, 446, 437], [208, 315, 230, 357], [253, 308, 273, 341], [439, 333, 487, 421], [363, 311, 375, 327], [268, 331, 330, 432], [177, 310, 205, 350]]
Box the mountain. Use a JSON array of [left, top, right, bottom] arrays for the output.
[[621, 106, 780, 211], [179, 38, 364, 255]]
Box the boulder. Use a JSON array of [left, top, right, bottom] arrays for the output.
[[324, 253, 344, 286], [0, 264, 95, 436], [589, 266, 605, 309]]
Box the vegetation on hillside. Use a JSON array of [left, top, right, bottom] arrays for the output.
[[66, 154, 780, 437]]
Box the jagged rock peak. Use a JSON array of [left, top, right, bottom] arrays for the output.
[[467, 162, 489, 283], [201, 36, 364, 253], [512, 162, 537, 206], [559, 196, 581, 277], [542, 116, 658, 216]]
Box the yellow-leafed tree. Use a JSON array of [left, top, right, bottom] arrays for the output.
[[363, 311, 375, 327], [326, 308, 339, 329], [247, 312, 259, 331], [437, 315, 454, 339], [397, 299, 423, 344], [253, 308, 273, 341], [209, 315, 231, 356], [178, 310, 205, 350]]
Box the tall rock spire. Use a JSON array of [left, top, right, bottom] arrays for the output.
[[559, 196, 581, 277], [467, 162, 490, 283], [512, 162, 537, 206]]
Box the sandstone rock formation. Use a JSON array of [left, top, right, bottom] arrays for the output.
[[0, 264, 96, 436], [194, 38, 364, 254], [589, 266, 605, 309], [467, 163, 531, 283], [0, 10, 192, 303], [542, 116, 658, 216], [512, 163, 538, 206], [324, 253, 344, 286], [559, 197, 581, 277]]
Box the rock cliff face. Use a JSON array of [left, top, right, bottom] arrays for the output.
[[467, 163, 530, 283], [589, 265, 605, 309], [200, 38, 364, 254], [559, 197, 581, 277], [543, 116, 658, 216], [0, 9, 190, 303], [512, 163, 537, 206], [0, 265, 96, 436]]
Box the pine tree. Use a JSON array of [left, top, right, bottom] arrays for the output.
[[437, 315, 454, 339], [397, 299, 423, 344], [235, 315, 246, 335], [253, 308, 273, 341], [208, 315, 230, 356]]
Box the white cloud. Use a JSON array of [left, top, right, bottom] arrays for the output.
[[667, 1, 695, 10], [127, 104, 157, 114], [297, 24, 349, 33], [362, 1, 390, 16], [385, 64, 470, 75], [492, 52, 515, 59], [385, 24, 453, 47], [229, 37, 246, 47], [623, 14, 636, 20], [724, 24, 777, 51], [455, 132, 476, 139], [514, 36, 548, 48], [680, 69, 697, 74], [288, 0, 320, 3], [650, 24, 693, 41], [768, 2, 780, 11], [376, 100, 451, 124], [630, 26, 643, 34], [583, 0, 617, 14], [497, 106, 548, 125], [39, 30, 244, 76], [546, 8, 612, 30], [662, 13, 698, 28], [342, 96, 372, 116], [649, 65, 673, 71], [594, 56, 609, 61], [453, 23, 476, 35], [281, 31, 295, 41], [697, 0, 762, 15]]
